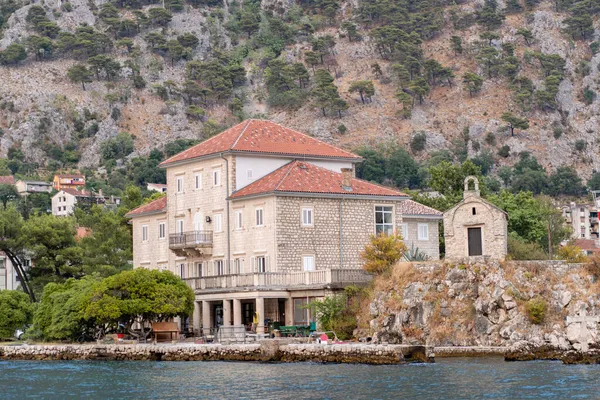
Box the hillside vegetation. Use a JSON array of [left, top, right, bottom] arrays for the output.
[[0, 0, 599, 196]]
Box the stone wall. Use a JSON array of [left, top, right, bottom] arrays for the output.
[[131, 211, 169, 271], [275, 196, 403, 271], [0, 343, 432, 364], [402, 218, 440, 260]]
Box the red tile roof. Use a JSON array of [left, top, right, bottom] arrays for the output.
[[57, 174, 85, 179], [60, 188, 99, 197], [160, 120, 361, 166], [230, 161, 407, 199], [0, 176, 14, 185], [574, 239, 600, 252], [398, 199, 442, 217], [125, 196, 167, 218]]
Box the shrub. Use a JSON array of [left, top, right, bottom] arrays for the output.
[[485, 132, 496, 146], [337, 124, 347, 134], [585, 253, 600, 279], [507, 234, 547, 260], [553, 126, 563, 139], [574, 140, 587, 152], [498, 144, 510, 158], [557, 243, 587, 263], [525, 297, 547, 325], [361, 233, 407, 274], [410, 132, 427, 153]]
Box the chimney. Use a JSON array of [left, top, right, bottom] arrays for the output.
[[341, 168, 353, 190]]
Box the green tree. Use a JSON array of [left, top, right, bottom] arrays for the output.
[[0, 290, 33, 340], [547, 166, 586, 196], [84, 269, 194, 340], [25, 35, 54, 60], [0, 207, 34, 301], [587, 172, 600, 190], [341, 21, 359, 41], [67, 64, 93, 90], [517, 28, 533, 44], [348, 80, 375, 103], [0, 183, 18, 209], [501, 112, 529, 136], [450, 35, 463, 55], [408, 78, 430, 104], [463, 72, 484, 96], [355, 147, 386, 183], [360, 233, 407, 274], [0, 43, 27, 65], [428, 160, 485, 203], [148, 7, 172, 26]]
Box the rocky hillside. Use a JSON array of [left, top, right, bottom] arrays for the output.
[[0, 0, 598, 179], [363, 260, 600, 351]]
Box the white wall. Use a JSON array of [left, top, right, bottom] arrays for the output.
[[51, 191, 77, 217], [235, 156, 354, 190]]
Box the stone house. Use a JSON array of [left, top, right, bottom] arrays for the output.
[[126, 120, 442, 333], [15, 180, 52, 196], [443, 176, 508, 261], [398, 200, 442, 259], [51, 188, 105, 216]]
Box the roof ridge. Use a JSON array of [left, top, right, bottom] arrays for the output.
[[267, 120, 356, 156], [231, 119, 252, 149], [274, 160, 298, 191]]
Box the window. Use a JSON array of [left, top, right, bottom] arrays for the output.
[[418, 223, 429, 241], [255, 208, 264, 227], [195, 173, 202, 189], [472, 207, 477, 215], [196, 262, 203, 278], [247, 169, 253, 179], [180, 263, 186, 279], [214, 213, 222, 232], [303, 255, 315, 271], [234, 258, 243, 274], [375, 206, 393, 235], [401, 223, 408, 240], [213, 169, 220, 186], [301, 207, 313, 227], [176, 177, 184, 193], [215, 260, 225, 276], [142, 225, 148, 242], [255, 256, 267, 273], [158, 222, 166, 239], [235, 210, 243, 230], [176, 219, 184, 234]]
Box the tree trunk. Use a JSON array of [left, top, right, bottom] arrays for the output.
[[82, 82, 86, 91]]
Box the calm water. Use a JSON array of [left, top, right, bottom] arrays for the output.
[[1, 357, 599, 399]]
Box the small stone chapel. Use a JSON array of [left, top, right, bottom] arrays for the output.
[[443, 176, 508, 261]]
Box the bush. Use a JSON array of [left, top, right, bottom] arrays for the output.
[[557, 243, 587, 263], [507, 234, 547, 260], [585, 253, 600, 279], [361, 233, 407, 274], [485, 132, 496, 146], [410, 132, 427, 153], [498, 145, 510, 158], [525, 297, 547, 325], [0, 291, 34, 340], [574, 140, 587, 152]]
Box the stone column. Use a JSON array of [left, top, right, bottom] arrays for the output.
[[202, 300, 211, 333], [222, 299, 232, 326], [256, 297, 265, 333], [285, 297, 294, 326], [193, 300, 201, 334], [233, 298, 242, 326]]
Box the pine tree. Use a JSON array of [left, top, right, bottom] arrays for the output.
[[67, 64, 93, 90], [348, 80, 375, 103], [501, 112, 529, 136], [462, 72, 484, 96]]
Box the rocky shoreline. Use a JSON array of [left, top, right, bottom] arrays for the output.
[[0, 342, 433, 364]]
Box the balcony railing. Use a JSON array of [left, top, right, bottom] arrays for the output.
[[169, 231, 213, 249], [183, 269, 371, 291]]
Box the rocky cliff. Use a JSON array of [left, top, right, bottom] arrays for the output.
[[0, 0, 598, 177], [364, 260, 600, 354]]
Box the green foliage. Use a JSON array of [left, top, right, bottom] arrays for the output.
[[410, 132, 427, 153], [0, 43, 27, 65], [507, 233, 547, 260], [348, 80, 375, 104], [547, 166, 586, 196], [450, 35, 463, 55], [312, 69, 347, 117], [587, 172, 600, 190], [404, 243, 430, 261], [309, 294, 357, 340], [428, 160, 485, 203], [148, 7, 172, 26], [463, 72, 484, 96], [0, 290, 33, 340], [360, 233, 407, 274], [501, 112, 529, 136], [355, 145, 424, 189], [67, 64, 93, 90], [101, 132, 134, 162], [525, 297, 547, 324]]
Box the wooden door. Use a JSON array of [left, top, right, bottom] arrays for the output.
[[468, 227, 483, 256]]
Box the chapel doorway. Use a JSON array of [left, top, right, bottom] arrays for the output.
[[468, 227, 483, 256]]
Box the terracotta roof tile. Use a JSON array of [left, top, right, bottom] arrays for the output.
[[0, 176, 14, 185], [59, 188, 100, 197], [230, 161, 407, 199], [125, 196, 167, 217], [574, 239, 600, 252], [160, 120, 360, 166], [398, 199, 442, 217], [57, 174, 85, 179]]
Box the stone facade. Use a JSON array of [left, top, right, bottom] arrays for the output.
[[443, 177, 508, 261], [401, 218, 440, 260], [275, 196, 404, 271]]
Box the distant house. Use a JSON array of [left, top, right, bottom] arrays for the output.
[[0, 176, 15, 185], [53, 174, 85, 191], [147, 183, 167, 193], [573, 239, 600, 256], [52, 189, 105, 216], [15, 180, 53, 196]]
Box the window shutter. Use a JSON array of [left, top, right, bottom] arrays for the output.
[[251, 257, 256, 272]]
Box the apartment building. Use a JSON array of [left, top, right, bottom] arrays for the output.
[[126, 120, 441, 333]]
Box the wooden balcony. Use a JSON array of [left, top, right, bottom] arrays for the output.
[[183, 269, 371, 293], [169, 231, 213, 257]]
